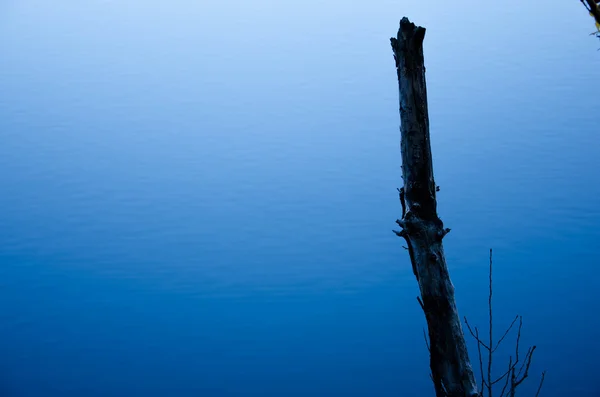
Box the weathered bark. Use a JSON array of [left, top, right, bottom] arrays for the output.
[[390, 17, 479, 397]]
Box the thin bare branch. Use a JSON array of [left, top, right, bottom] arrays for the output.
[[535, 371, 546, 397], [515, 347, 531, 381], [513, 317, 523, 378], [499, 356, 512, 397], [475, 327, 486, 392], [493, 315, 519, 353], [463, 250, 545, 397], [491, 366, 511, 386], [464, 317, 491, 351], [514, 346, 537, 387]]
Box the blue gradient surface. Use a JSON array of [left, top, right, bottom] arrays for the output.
[[1, 1, 599, 396]]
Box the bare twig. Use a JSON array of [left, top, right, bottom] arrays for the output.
[[476, 327, 486, 392], [512, 344, 537, 393], [499, 357, 512, 397], [493, 315, 519, 353], [464, 318, 490, 351], [491, 366, 511, 386], [534, 371, 546, 397], [464, 250, 546, 396]]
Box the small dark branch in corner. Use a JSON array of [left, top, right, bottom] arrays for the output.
[[582, 0, 600, 26], [464, 250, 546, 396]]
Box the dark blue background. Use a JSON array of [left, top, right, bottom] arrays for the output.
[[1, 1, 598, 396]]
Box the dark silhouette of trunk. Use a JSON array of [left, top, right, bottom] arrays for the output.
[[390, 17, 479, 397]]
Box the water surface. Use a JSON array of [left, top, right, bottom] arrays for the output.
[[1, 1, 599, 396]]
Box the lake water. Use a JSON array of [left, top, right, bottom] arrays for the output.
[[1, 1, 599, 396]]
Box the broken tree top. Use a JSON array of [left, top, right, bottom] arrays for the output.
[[390, 17, 426, 53], [390, 16, 436, 222]]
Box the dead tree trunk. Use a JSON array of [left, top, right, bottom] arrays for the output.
[[390, 17, 479, 397]]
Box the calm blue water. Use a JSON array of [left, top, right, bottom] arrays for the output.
[[1, 1, 599, 396]]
